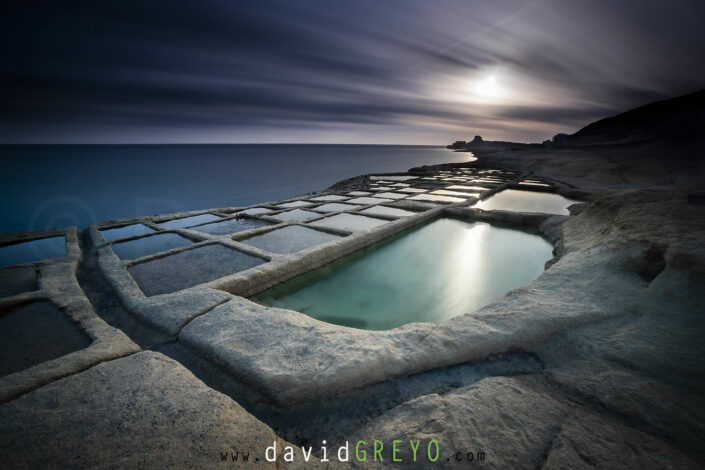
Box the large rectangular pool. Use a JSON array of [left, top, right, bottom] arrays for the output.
[[254, 217, 553, 330]]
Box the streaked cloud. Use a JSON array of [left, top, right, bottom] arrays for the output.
[[1, 0, 703, 143]]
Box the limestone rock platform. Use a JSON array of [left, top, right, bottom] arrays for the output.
[[1, 157, 704, 469]]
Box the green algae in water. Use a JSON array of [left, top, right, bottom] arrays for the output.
[[254, 218, 553, 330]]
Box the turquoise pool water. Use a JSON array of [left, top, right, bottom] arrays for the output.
[[254, 217, 553, 330]]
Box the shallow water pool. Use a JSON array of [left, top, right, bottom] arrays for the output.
[[254, 217, 553, 330], [101, 224, 154, 241], [242, 225, 341, 254], [473, 189, 580, 215], [192, 217, 273, 236], [159, 213, 221, 229], [0, 301, 91, 377], [111, 233, 191, 260], [128, 244, 264, 296], [309, 213, 388, 232], [0, 236, 67, 268]]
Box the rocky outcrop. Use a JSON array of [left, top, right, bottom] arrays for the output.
[[350, 376, 700, 469], [1, 125, 703, 468], [344, 188, 705, 468], [446, 135, 533, 151], [0, 352, 340, 469]]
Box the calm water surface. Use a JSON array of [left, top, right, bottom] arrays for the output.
[[0, 144, 470, 233], [255, 218, 553, 330], [473, 189, 580, 215]]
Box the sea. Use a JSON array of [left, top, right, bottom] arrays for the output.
[[0, 144, 472, 234]]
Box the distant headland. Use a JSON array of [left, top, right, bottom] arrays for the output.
[[448, 88, 705, 151]]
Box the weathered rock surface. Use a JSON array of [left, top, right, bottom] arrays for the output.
[[0, 227, 139, 404], [0, 351, 341, 469], [535, 191, 705, 458], [472, 138, 703, 192], [176, 182, 705, 468], [350, 376, 702, 469], [2, 135, 703, 469], [179, 189, 699, 408]]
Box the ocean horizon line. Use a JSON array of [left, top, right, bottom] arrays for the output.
[[0, 143, 448, 148]]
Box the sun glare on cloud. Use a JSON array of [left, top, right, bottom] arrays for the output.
[[471, 75, 502, 102]]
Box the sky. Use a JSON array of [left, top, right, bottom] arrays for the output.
[[1, 0, 704, 144]]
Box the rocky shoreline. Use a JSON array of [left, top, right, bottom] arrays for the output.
[[1, 144, 704, 469]]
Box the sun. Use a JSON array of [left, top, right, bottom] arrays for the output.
[[472, 75, 501, 102]]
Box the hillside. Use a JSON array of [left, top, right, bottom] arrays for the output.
[[565, 89, 705, 146]]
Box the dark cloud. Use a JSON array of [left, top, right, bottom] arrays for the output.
[[1, 0, 704, 143], [494, 105, 614, 125]]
